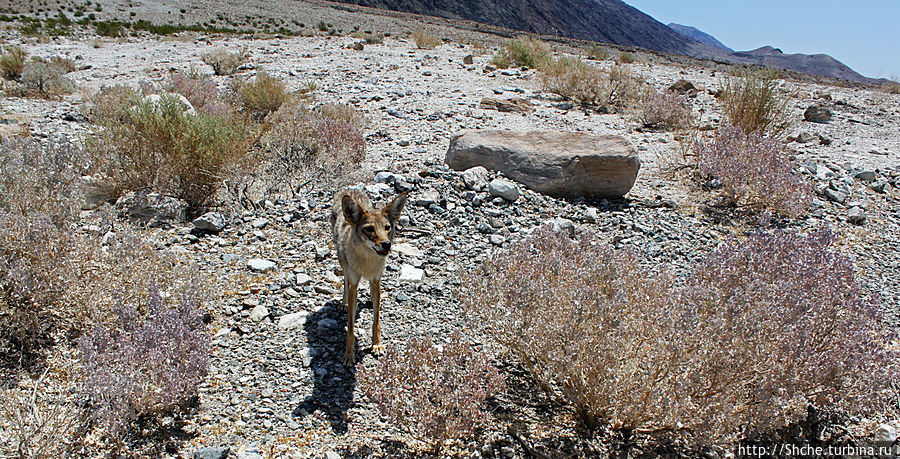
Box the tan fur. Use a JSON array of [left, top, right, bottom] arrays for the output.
[[330, 188, 407, 365]]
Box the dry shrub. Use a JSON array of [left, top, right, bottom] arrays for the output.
[[541, 58, 644, 111], [412, 30, 440, 50], [587, 44, 610, 60], [83, 85, 143, 124], [201, 47, 247, 75], [639, 89, 693, 131], [491, 37, 551, 69], [48, 56, 77, 73], [168, 70, 230, 115], [882, 81, 900, 95], [87, 94, 256, 209], [78, 285, 209, 437], [232, 70, 286, 119], [720, 69, 792, 138], [0, 365, 86, 457], [696, 125, 811, 217], [0, 46, 27, 80], [459, 225, 898, 446], [617, 51, 635, 64], [357, 332, 504, 452], [11, 61, 75, 99], [238, 101, 366, 202]]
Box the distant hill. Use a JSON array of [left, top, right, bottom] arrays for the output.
[[726, 46, 875, 84], [328, 0, 876, 83], [668, 23, 732, 51]]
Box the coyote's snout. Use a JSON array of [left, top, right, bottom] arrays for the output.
[[330, 188, 407, 366]]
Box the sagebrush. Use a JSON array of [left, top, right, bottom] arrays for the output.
[[0, 45, 27, 80], [358, 332, 504, 451], [696, 125, 810, 217], [169, 70, 230, 115], [232, 70, 287, 119], [459, 225, 898, 445], [412, 30, 440, 50], [88, 93, 256, 209]]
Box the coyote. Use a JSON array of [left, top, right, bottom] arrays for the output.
[[330, 188, 407, 366]]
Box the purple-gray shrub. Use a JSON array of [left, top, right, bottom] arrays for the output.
[[459, 224, 898, 445], [169, 71, 230, 115], [639, 89, 693, 131], [78, 285, 210, 436], [696, 125, 811, 217], [357, 332, 504, 451]]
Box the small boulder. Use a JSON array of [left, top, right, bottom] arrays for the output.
[[249, 305, 269, 322], [463, 54, 474, 65], [398, 264, 425, 282], [115, 191, 187, 224], [875, 423, 899, 444], [278, 311, 308, 329], [487, 178, 520, 202], [478, 97, 534, 113], [446, 130, 640, 199], [847, 206, 866, 225], [462, 166, 490, 191], [193, 212, 227, 233], [194, 446, 230, 459], [803, 105, 832, 123], [143, 93, 196, 115], [247, 258, 276, 273], [668, 79, 698, 96]]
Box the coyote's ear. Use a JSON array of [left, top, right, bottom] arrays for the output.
[[342, 195, 365, 224], [382, 192, 408, 222]]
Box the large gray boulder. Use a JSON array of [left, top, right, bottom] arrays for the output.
[[445, 130, 640, 199]]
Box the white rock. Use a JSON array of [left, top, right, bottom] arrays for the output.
[[248, 258, 276, 272], [295, 273, 312, 285], [875, 423, 898, 443], [399, 264, 425, 282], [278, 311, 308, 330], [249, 305, 269, 322], [393, 243, 424, 258], [462, 166, 490, 191]]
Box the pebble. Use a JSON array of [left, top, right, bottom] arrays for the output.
[[247, 259, 277, 272]]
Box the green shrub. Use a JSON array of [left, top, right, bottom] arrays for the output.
[[233, 70, 286, 119], [720, 69, 792, 138], [88, 94, 256, 209], [0, 45, 27, 80], [491, 37, 551, 69], [587, 44, 610, 60], [18, 61, 75, 99], [412, 30, 440, 50], [618, 51, 635, 64]]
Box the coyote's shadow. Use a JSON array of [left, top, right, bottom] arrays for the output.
[[295, 298, 366, 433]]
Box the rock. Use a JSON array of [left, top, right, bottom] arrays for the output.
[[875, 423, 898, 444], [352, 42, 364, 51], [143, 93, 196, 115], [792, 132, 816, 144], [847, 206, 866, 225], [193, 212, 227, 232], [249, 305, 269, 321], [478, 97, 534, 113], [374, 171, 396, 184], [278, 311, 308, 329], [489, 234, 505, 245], [668, 79, 697, 96], [446, 130, 640, 199], [115, 191, 187, 223], [854, 170, 877, 183], [323, 452, 342, 459], [487, 178, 520, 202], [80, 175, 115, 210], [803, 105, 832, 123], [414, 189, 441, 207], [463, 54, 474, 65], [398, 264, 425, 282], [295, 273, 312, 285], [824, 188, 847, 204], [870, 180, 887, 193], [548, 217, 576, 237], [251, 218, 269, 229], [193, 446, 230, 459], [462, 166, 490, 191], [248, 258, 276, 272]]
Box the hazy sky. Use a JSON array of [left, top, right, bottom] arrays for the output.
[[624, 0, 900, 80]]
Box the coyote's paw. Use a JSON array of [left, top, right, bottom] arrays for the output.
[[372, 344, 385, 356], [342, 350, 356, 366]]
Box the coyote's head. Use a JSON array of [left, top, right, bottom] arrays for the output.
[[342, 192, 407, 256]]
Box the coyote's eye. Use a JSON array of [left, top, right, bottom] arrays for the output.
[[384, 224, 392, 233]]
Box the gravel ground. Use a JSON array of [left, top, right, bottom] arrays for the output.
[[2, 24, 900, 458]]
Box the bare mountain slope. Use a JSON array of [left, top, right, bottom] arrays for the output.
[[329, 0, 713, 55], [668, 23, 733, 52]]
